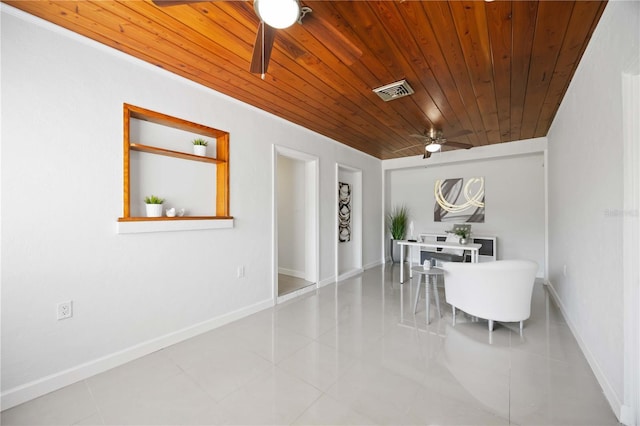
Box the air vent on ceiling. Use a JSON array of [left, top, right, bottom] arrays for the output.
[[372, 79, 415, 101]]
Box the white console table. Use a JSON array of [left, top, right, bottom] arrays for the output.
[[397, 240, 482, 284], [418, 233, 497, 263]]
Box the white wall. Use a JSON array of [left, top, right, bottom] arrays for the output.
[[277, 156, 306, 277], [0, 5, 382, 407], [547, 0, 640, 420], [383, 141, 546, 276]]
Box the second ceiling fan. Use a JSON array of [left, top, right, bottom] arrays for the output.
[[395, 129, 473, 159]]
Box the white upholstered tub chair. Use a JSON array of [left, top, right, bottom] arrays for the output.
[[442, 260, 538, 333]]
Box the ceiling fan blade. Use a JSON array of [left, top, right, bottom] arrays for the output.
[[392, 143, 424, 153], [409, 134, 429, 139], [444, 140, 473, 149], [446, 129, 473, 138], [250, 22, 277, 74], [423, 150, 431, 159]]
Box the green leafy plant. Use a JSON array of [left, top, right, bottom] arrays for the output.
[[144, 195, 164, 204], [450, 228, 470, 239], [386, 205, 409, 240], [192, 138, 208, 146]]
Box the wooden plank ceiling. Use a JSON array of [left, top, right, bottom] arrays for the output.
[[4, 0, 606, 160]]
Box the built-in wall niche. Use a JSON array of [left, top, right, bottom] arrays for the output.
[[129, 120, 216, 217], [117, 104, 232, 234]]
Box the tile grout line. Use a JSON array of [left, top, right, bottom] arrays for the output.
[[82, 379, 105, 426]]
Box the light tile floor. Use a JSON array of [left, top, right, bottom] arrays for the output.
[[1, 264, 619, 425]]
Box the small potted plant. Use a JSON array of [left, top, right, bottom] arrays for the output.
[[386, 205, 409, 263], [451, 227, 470, 244], [192, 138, 208, 156], [144, 195, 164, 217]]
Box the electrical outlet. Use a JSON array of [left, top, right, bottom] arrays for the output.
[[57, 301, 73, 320], [237, 265, 245, 278]]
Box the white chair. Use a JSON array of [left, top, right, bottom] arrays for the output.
[[442, 260, 538, 333]]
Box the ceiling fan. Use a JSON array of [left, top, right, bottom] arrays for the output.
[[153, 0, 360, 77], [394, 129, 473, 159]]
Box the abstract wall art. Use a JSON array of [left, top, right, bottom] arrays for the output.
[[434, 177, 485, 223], [338, 182, 351, 242]]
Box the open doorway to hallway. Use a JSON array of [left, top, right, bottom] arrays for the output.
[[273, 147, 318, 299], [336, 164, 363, 281]]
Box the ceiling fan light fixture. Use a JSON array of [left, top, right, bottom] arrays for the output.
[[254, 0, 300, 29], [425, 142, 441, 153]]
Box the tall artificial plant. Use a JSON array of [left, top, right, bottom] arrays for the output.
[[387, 205, 409, 240]]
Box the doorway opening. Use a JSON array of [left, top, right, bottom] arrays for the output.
[[336, 164, 363, 281], [273, 146, 319, 301]]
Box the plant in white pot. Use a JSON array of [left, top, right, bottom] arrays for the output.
[[192, 138, 208, 156], [451, 227, 470, 244], [144, 195, 165, 217], [387, 205, 409, 263]]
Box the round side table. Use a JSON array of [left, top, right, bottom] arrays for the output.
[[410, 266, 443, 324]]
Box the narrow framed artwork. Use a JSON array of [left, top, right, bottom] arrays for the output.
[[434, 177, 485, 223], [338, 182, 351, 242]]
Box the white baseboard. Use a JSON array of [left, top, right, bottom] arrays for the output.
[[546, 281, 623, 423], [278, 265, 375, 303], [337, 268, 364, 281], [277, 269, 340, 304], [319, 259, 384, 288], [276, 284, 318, 304], [364, 259, 384, 270], [278, 268, 305, 279], [318, 276, 335, 287], [1, 298, 274, 411]]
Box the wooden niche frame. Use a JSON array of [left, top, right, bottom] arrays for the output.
[[118, 103, 231, 224]]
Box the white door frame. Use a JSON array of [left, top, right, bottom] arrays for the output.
[[272, 145, 319, 302], [335, 163, 363, 281], [622, 71, 640, 426]]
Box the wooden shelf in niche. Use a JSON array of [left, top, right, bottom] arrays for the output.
[[119, 103, 231, 226], [118, 216, 233, 222], [129, 143, 224, 164]]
